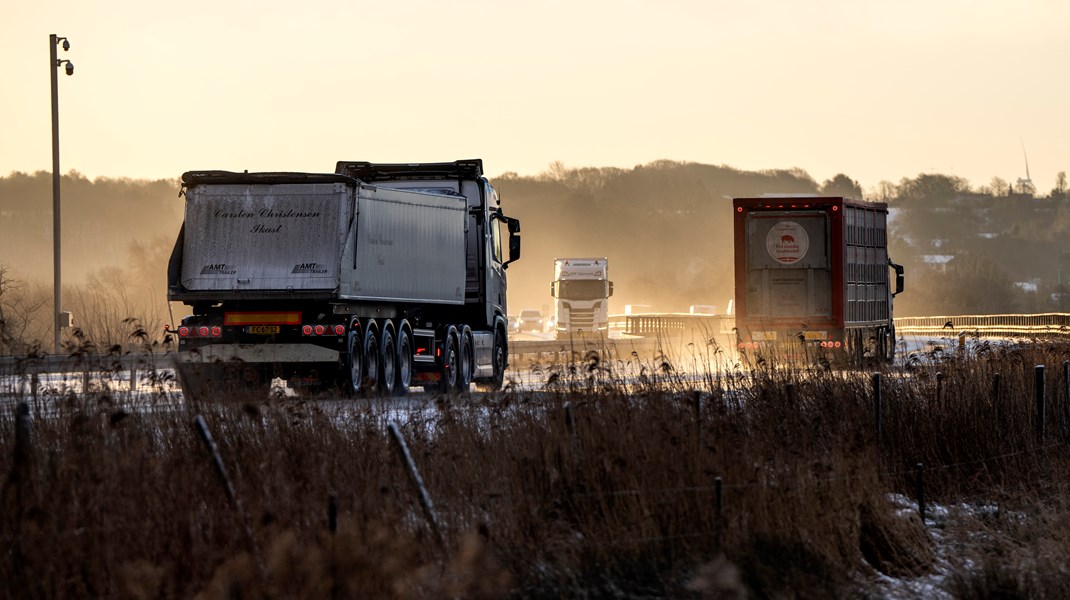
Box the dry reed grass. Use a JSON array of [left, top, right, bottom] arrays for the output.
[[3, 336, 1070, 597]]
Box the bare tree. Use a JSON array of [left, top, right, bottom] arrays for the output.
[[0, 267, 49, 354], [989, 176, 1009, 197], [1053, 171, 1067, 199]]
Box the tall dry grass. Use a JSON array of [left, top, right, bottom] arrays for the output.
[[3, 338, 1070, 597]]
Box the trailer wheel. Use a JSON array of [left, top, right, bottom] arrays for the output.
[[363, 323, 380, 392], [455, 327, 474, 393], [379, 326, 396, 396], [343, 326, 363, 396], [438, 330, 459, 394], [394, 326, 412, 397]]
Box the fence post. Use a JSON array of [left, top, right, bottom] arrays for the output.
[[194, 415, 265, 577], [1063, 361, 1070, 443], [1036, 365, 1046, 444], [872, 373, 883, 447], [935, 372, 944, 408], [693, 391, 702, 453], [387, 422, 447, 555], [915, 463, 926, 525], [785, 382, 795, 406], [12, 402, 32, 487], [328, 494, 338, 535], [564, 401, 581, 460], [714, 476, 724, 550]]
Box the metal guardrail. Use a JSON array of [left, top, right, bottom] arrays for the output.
[[893, 313, 1070, 339], [6, 313, 1070, 376], [0, 353, 171, 375]]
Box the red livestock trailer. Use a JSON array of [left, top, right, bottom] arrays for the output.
[[733, 195, 905, 366]]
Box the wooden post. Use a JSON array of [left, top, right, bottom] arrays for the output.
[[194, 415, 265, 576], [693, 391, 702, 453], [387, 422, 447, 554], [714, 476, 724, 550], [1036, 365, 1046, 443], [915, 463, 926, 524], [872, 373, 883, 447], [1062, 361, 1070, 443], [935, 372, 944, 407], [12, 402, 32, 485], [328, 494, 338, 535]]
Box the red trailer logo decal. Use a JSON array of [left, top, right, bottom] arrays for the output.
[[766, 221, 809, 264]]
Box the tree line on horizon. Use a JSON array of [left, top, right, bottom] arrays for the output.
[[1, 161, 1068, 349]]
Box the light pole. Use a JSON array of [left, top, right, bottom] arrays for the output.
[[50, 34, 73, 354]]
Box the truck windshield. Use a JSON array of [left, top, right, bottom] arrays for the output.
[[559, 280, 606, 301]]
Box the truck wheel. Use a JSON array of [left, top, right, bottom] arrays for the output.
[[477, 328, 506, 392], [379, 327, 396, 396], [455, 327, 474, 393], [438, 330, 459, 394], [344, 327, 363, 396], [363, 324, 380, 392], [394, 327, 412, 397]]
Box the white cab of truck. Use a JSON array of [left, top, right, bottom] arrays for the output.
[[550, 258, 613, 336]]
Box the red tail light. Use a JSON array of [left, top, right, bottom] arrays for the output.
[[302, 325, 313, 335], [178, 327, 190, 337], [211, 326, 222, 337], [334, 325, 346, 336], [314, 325, 326, 335], [198, 326, 210, 337]]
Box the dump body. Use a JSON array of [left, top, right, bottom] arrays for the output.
[[733, 196, 902, 364], [551, 257, 613, 334], [173, 175, 466, 304], [167, 161, 520, 397]]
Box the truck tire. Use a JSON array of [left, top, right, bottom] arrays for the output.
[[438, 329, 459, 394], [343, 326, 363, 396], [476, 328, 506, 392], [363, 322, 380, 392], [394, 326, 412, 397], [379, 326, 396, 396], [456, 326, 474, 393]]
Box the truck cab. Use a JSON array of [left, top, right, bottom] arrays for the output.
[[550, 257, 613, 335]]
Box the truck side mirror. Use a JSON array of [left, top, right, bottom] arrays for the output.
[[550, 282, 557, 298], [608, 281, 614, 298], [890, 262, 905, 296], [508, 235, 521, 264], [499, 215, 521, 269]]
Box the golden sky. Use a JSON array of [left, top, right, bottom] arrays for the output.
[[3, 0, 1068, 193]]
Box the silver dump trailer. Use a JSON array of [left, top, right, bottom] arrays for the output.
[[168, 161, 521, 397]]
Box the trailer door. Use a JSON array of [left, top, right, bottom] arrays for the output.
[[744, 212, 831, 319]]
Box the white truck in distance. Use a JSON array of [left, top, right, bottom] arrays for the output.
[[550, 258, 613, 336]]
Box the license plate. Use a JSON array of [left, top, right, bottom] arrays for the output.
[[248, 325, 280, 335]]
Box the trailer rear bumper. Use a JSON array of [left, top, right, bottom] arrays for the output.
[[176, 343, 340, 364]]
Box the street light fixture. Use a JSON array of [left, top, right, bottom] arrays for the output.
[[50, 34, 73, 353]]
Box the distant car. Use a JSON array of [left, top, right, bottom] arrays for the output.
[[508, 315, 520, 332], [518, 309, 544, 333]]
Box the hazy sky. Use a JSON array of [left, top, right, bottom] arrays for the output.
[[3, 0, 1069, 192]]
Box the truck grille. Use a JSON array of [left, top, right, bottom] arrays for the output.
[[566, 308, 597, 331]]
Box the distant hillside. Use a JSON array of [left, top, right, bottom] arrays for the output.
[[3, 163, 1069, 327], [0, 170, 182, 285]]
